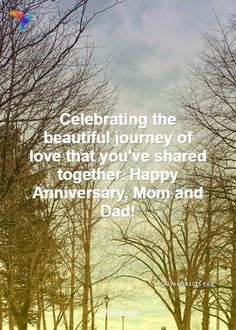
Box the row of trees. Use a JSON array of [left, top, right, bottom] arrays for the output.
[[114, 16, 236, 330], [0, 0, 122, 329], [0, 0, 236, 329]]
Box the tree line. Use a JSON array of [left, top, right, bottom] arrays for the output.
[[0, 1, 235, 329]]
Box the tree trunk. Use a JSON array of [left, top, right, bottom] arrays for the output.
[[183, 287, 192, 330], [69, 221, 76, 330], [202, 180, 213, 330], [0, 296, 3, 330], [15, 314, 28, 330], [173, 302, 183, 330], [52, 300, 57, 329], [229, 212, 236, 330], [81, 198, 92, 330], [63, 310, 69, 330], [89, 276, 95, 330], [37, 293, 41, 330], [8, 268, 14, 330], [8, 303, 14, 330], [41, 293, 47, 330], [81, 239, 91, 330], [202, 287, 210, 330]]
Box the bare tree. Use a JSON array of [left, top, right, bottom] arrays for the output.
[[0, 0, 122, 329], [114, 195, 216, 330], [0, 0, 120, 201], [175, 16, 236, 330]]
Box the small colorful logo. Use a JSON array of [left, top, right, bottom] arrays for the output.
[[9, 11, 33, 32], [0, 10, 33, 32]]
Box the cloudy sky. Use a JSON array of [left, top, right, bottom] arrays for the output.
[[85, 1, 235, 329], [87, 0, 236, 117]]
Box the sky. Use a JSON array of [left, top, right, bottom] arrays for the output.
[[84, 1, 235, 329], [87, 0, 236, 117]]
